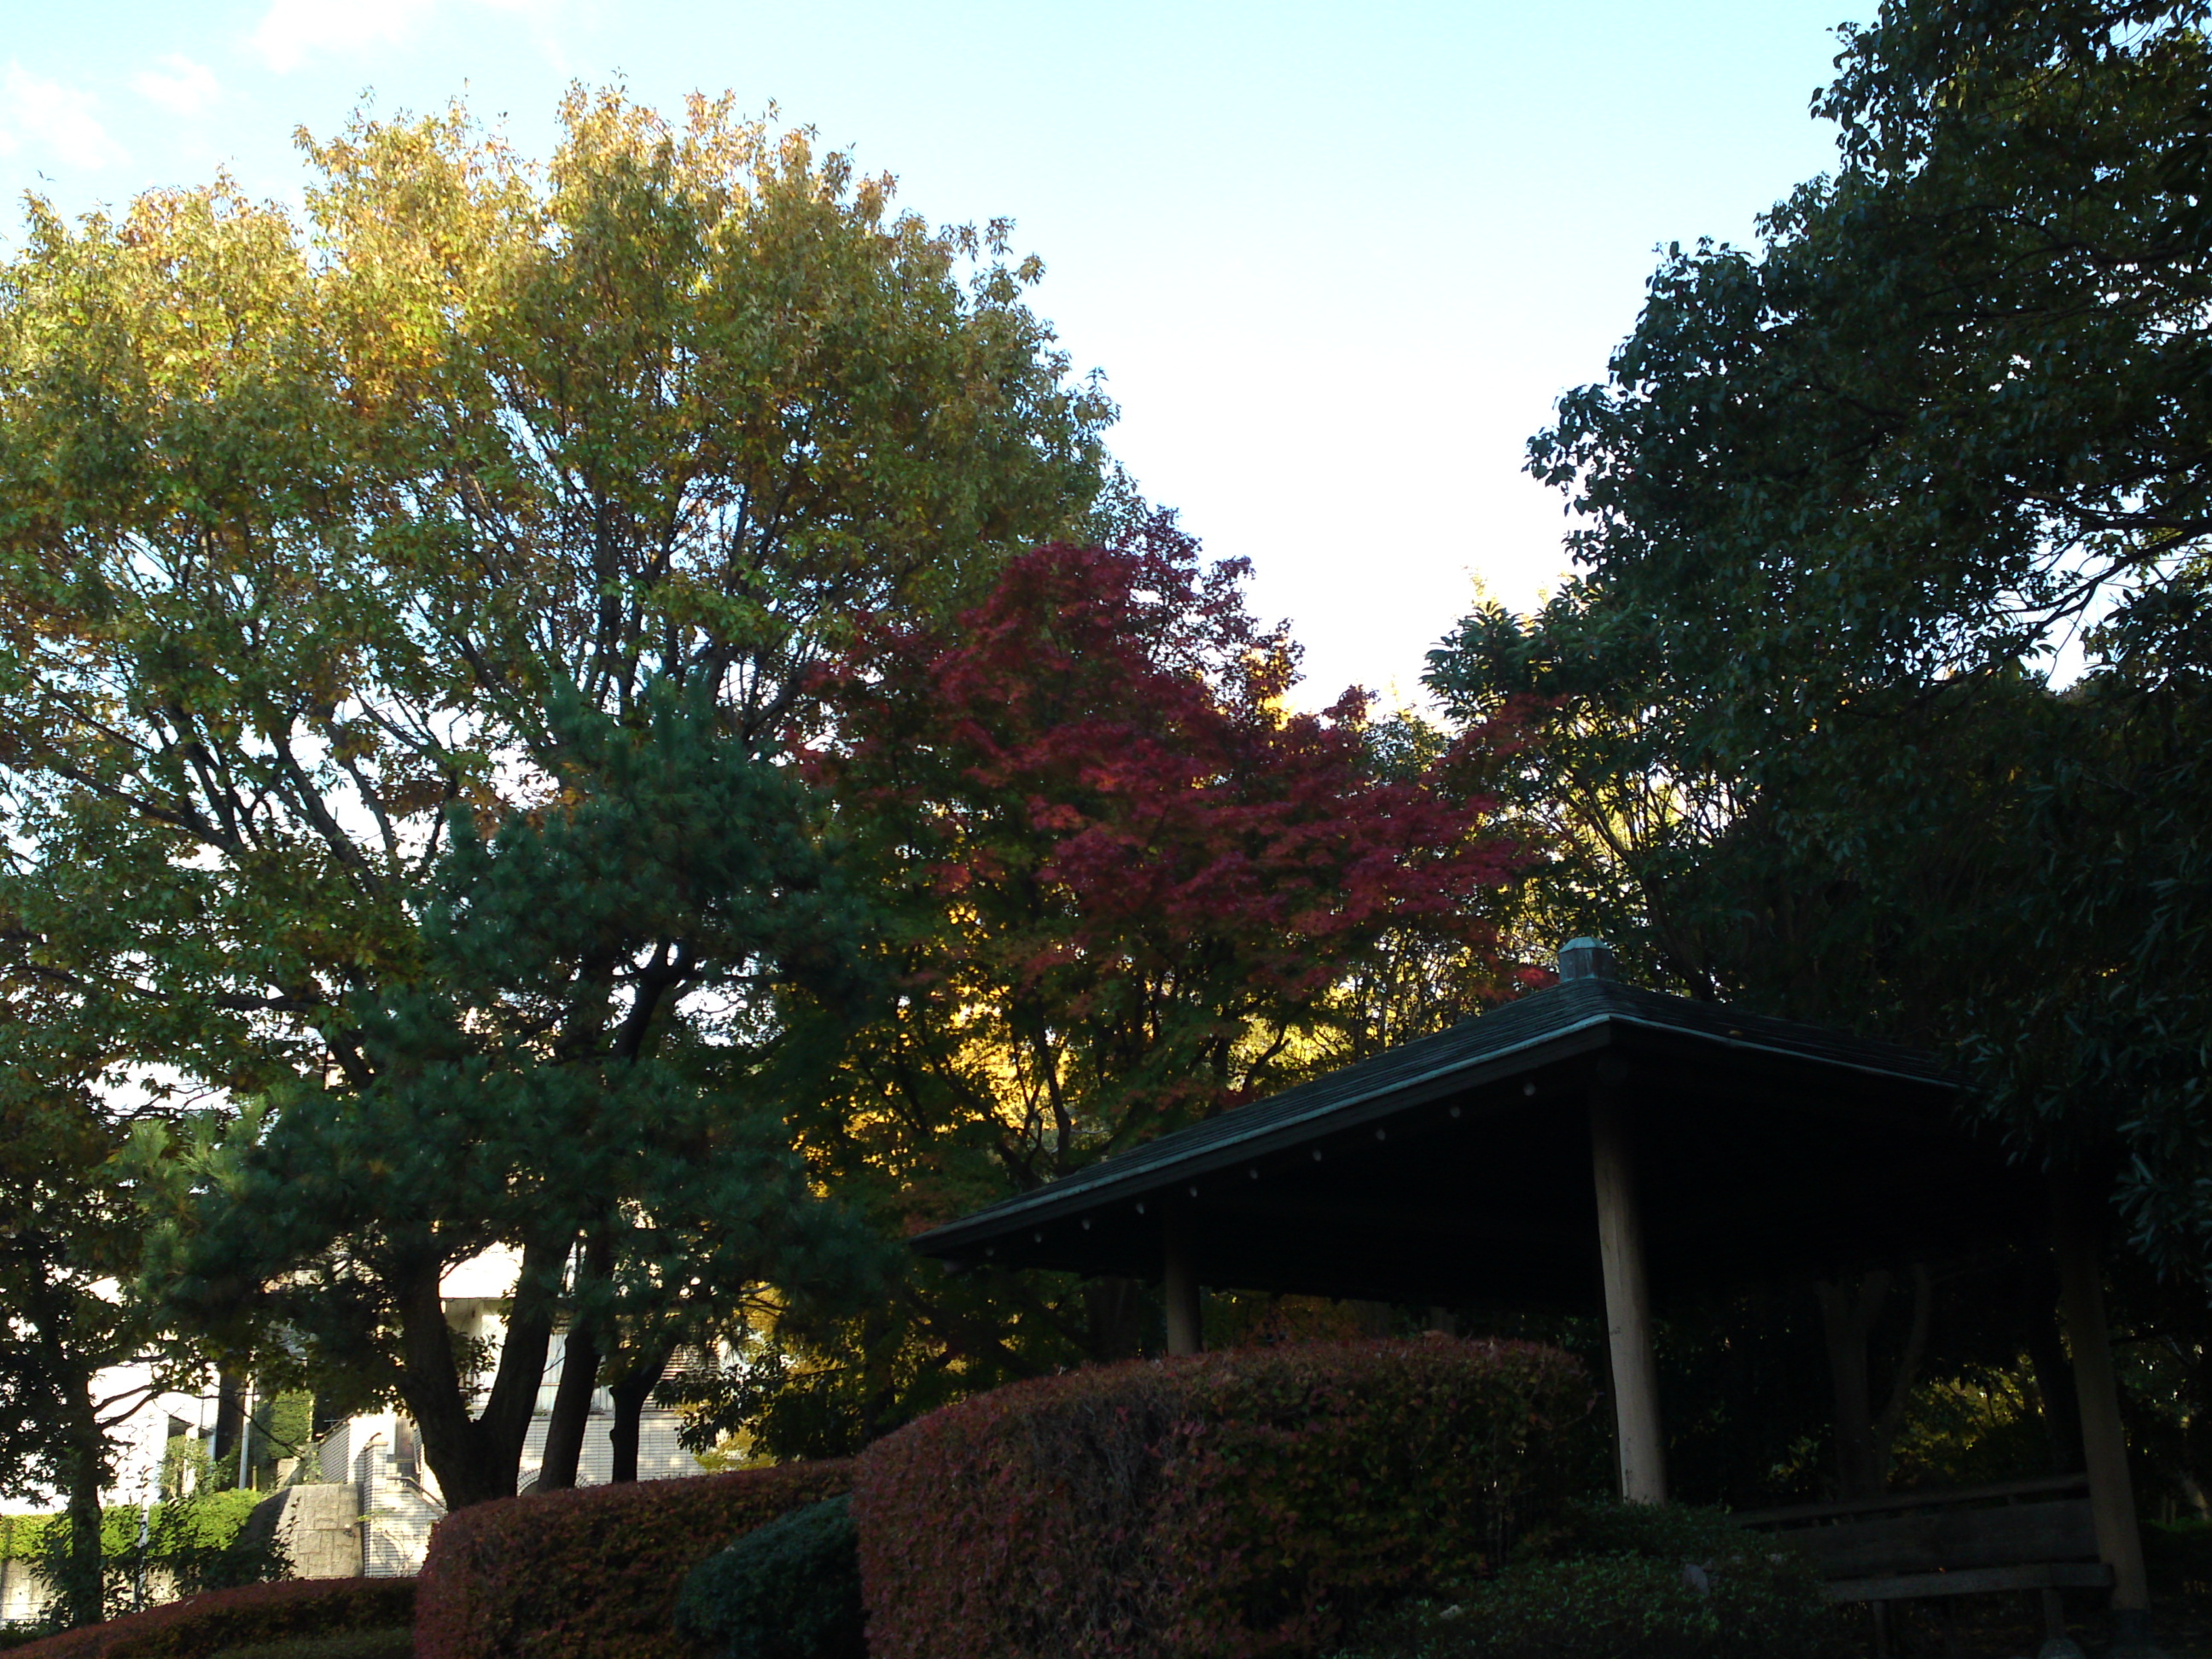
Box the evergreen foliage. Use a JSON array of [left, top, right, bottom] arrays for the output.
[[1428, 0, 2212, 1278], [673, 1495, 864, 1659]]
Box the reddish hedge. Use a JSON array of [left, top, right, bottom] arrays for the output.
[[414, 1461, 853, 1659], [853, 1336, 1593, 1659], [5, 1576, 415, 1659]]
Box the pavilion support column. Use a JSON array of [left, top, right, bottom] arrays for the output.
[[2051, 1174, 2162, 1655], [1591, 1091, 1665, 1504], [1163, 1204, 1203, 1357]]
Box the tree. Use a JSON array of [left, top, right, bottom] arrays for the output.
[[1430, 0, 2212, 1249], [142, 682, 892, 1505], [0, 87, 1109, 1508], [1424, 0, 2212, 1501], [0, 991, 184, 1627], [675, 521, 1530, 1454]]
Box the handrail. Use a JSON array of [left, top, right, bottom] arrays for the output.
[[1735, 1472, 2090, 1527]]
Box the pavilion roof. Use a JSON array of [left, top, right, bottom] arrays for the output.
[[911, 977, 2022, 1309]]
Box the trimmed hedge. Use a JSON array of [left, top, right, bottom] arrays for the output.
[[3, 1578, 414, 1659], [414, 1461, 852, 1659], [853, 1336, 1594, 1659]]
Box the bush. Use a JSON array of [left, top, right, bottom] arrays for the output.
[[413, 1462, 852, 1659], [853, 1336, 1594, 1659], [204, 1633, 411, 1659], [674, 1495, 864, 1659], [1519, 1499, 1764, 1566], [0, 1493, 265, 1564], [3, 1488, 284, 1625], [1335, 1501, 1848, 1659], [2, 1578, 415, 1659]]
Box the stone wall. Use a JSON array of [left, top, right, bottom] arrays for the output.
[[241, 1484, 362, 1579]]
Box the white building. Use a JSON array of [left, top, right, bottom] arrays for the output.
[[2, 1251, 709, 1619]]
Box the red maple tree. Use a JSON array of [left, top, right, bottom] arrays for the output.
[[811, 515, 1529, 1202]]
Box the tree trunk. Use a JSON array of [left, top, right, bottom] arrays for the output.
[[1082, 1278, 1144, 1362], [2022, 1257, 2086, 1474], [59, 1376, 108, 1629], [537, 1231, 614, 1492], [534, 1324, 598, 1492], [1871, 1264, 1933, 1459], [608, 1336, 678, 1485], [1816, 1265, 1931, 1500], [398, 1231, 566, 1510], [210, 1369, 245, 1483]]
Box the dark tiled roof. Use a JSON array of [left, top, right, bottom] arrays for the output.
[[911, 976, 1955, 1254]]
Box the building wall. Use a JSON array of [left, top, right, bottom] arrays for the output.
[[0, 1558, 51, 1626], [517, 1402, 702, 1492], [309, 1388, 707, 1578]]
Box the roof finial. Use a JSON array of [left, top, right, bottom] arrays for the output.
[[1557, 937, 1618, 982]]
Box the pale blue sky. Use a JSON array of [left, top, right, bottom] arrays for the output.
[[1, 0, 1855, 705]]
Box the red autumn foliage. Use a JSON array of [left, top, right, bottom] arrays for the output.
[[812, 517, 1528, 1196], [3, 1575, 414, 1659], [852, 1336, 1595, 1659], [412, 1459, 850, 1659]]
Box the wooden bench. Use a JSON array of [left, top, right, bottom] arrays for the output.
[[1736, 1475, 2110, 1654]]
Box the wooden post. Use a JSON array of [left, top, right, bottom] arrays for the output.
[[1591, 1092, 1665, 1503], [2050, 1175, 2154, 1627], [1163, 1205, 1202, 1357]]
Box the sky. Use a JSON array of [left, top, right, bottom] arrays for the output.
[[0, 0, 1859, 707]]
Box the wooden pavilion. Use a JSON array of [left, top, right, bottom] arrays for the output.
[[911, 940, 2161, 1650]]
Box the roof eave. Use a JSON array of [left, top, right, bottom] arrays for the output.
[[910, 1004, 1960, 1260]]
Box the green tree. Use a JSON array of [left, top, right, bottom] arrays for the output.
[[1422, 0, 2212, 1514], [0, 990, 184, 1627], [0, 87, 1109, 1509], [1429, 0, 2212, 1263]]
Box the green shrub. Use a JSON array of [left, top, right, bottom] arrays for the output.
[[0, 1493, 262, 1564], [413, 1461, 851, 1659], [2, 1487, 282, 1623], [1334, 1501, 1848, 1659], [1516, 1499, 1765, 1569], [674, 1495, 864, 1659], [2, 1578, 415, 1659], [853, 1336, 1594, 1659]]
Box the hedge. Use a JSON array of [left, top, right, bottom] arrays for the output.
[[1335, 1501, 1847, 1659], [853, 1336, 1594, 1659], [3, 1578, 414, 1659], [414, 1461, 853, 1659], [202, 1636, 411, 1659]]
